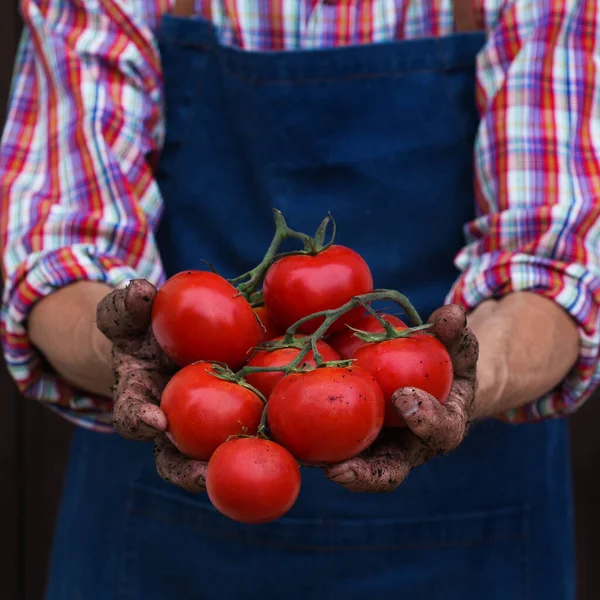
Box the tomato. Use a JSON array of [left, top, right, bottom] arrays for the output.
[[245, 336, 340, 398], [327, 313, 407, 359], [152, 271, 261, 369], [160, 362, 264, 461], [267, 367, 384, 465], [263, 245, 373, 334], [253, 306, 283, 343], [206, 438, 301, 524], [353, 334, 453, 427]]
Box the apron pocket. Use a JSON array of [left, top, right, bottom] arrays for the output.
[[118, 481, 530, 600]]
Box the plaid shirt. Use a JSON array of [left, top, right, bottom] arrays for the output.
[[1, 0, 600, 431]]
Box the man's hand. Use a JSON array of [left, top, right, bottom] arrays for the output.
[[97, 280, 207, 493], [324, 304, 478, 492]]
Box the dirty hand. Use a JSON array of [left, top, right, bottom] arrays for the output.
[[325, 304, 478, 492], [96, 280, 207, 492]]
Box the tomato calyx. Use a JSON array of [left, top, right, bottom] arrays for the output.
[[224, 428, 271, 444], [229, 209, 337, 301], [340, 302, 433, 343], [344, 308, 428, 342], [208, 363, 274, 440], [348, 322, 432, 344], [257, 336, 307, 352], [311, 211, 336, 253], [314, 358, 355, 369], [248, 291, 264, 308], [208, 363, 268, 405]]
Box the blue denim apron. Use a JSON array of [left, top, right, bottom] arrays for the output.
[[46, 15, 575, 600]]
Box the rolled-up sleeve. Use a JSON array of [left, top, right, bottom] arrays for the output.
[[0, 0, 168, 428], [448, 0, 600, 422]]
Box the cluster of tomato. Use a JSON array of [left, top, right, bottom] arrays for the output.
[[150, 216, 453, 525]]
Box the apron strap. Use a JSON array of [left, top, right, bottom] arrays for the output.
[[172, 0, 194, 17], [170, 0, 483, 32], [452, 0, 483, 33]]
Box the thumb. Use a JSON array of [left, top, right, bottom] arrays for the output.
[[96, 279, 157, 343], [427, 304, 478, 380], [392, 386, 468, 453]]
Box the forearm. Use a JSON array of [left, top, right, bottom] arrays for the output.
[[468, 292, 579, 419], [0, 1, 166, 404], [28, 282, 114, 398]]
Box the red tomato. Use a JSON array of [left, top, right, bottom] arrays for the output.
[[245, 336, 340, 398], [267, 367, 384, 465], [253, 306, 283, 343], [152, 271, 261, 369], [206, 438, 301, 524], [160, 362, 264, 461], [263, 245, 373, 334], [353, 334, 453, 427], [328, 313, 407, 359]]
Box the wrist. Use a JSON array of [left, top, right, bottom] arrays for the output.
[[29, 281, 115, 397], [471, 352, 508, 420], [465, 299, 506, 419], [465, 292, 579, 419]]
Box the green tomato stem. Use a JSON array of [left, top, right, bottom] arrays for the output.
[[209, 363, 268, 404], [348, 322, 433, 343], [230, 210, 337, 300], [283, 289, 423, 338], [234, 289, 424, 380], [359, 300, 399, 337], [312, 213, 337, 252], [257, 404, 269, 437], [228, 210, 311, 299]]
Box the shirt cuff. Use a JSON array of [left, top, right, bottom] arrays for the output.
[[447, 251, 600, 423], [1, 244, 163, 430]]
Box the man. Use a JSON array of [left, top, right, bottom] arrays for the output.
[[1, 0, 599, 598]]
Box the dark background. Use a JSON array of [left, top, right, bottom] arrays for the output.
[[1, 2, 599, 599]]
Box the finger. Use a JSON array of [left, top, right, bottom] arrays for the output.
[[96, 279, 157, 343], [445, 325, 478, 380], [155, 436, 207, 493], [114, 327, 178, 372], [392, 387, 468, 453], [112, 370, 169, 440], [324, 434, 431, 493], [427, 305, 478, 380], [427, 304, 466, 347]]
